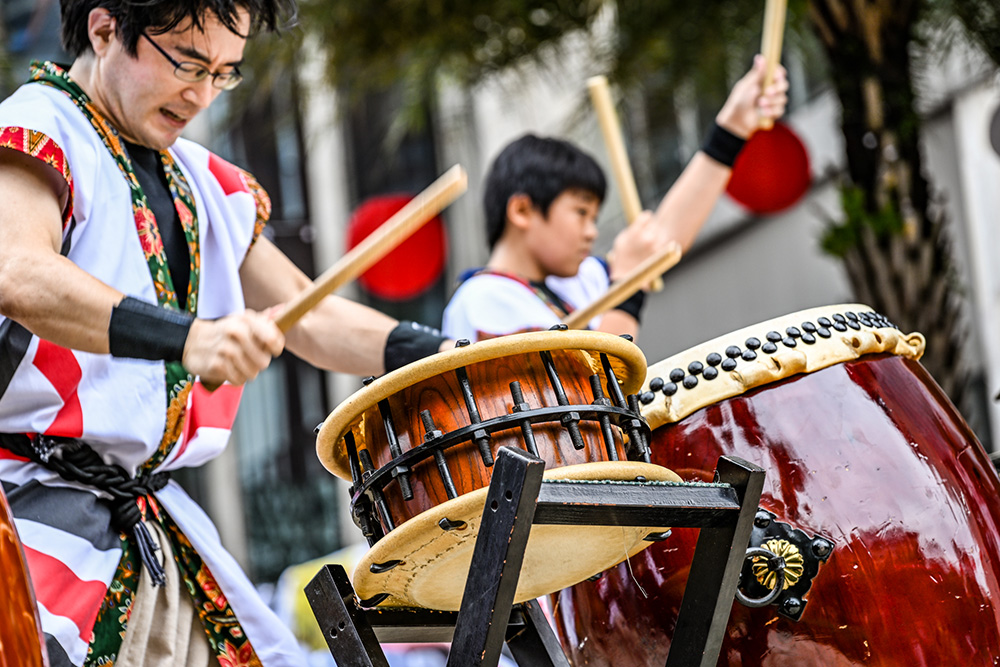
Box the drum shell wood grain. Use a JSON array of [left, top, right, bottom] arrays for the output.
[[0, 486, 46, 666], [552, 354, 1000, 665], [361, 348, 628, 530]]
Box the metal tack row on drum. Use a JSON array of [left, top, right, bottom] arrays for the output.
[[315, 329, 683, 612], [553, 304, 1000, 666]]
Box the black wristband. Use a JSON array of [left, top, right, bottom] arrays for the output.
[[701, 121, 747, 167], [613, 289, 647, 323], [108, 297, 193, 362], [384, 320, 448, 372]]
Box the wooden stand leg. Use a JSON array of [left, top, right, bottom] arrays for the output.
[[665, 456, 766, 667], [305, 563, 391, 667], [505, 599, 571, 667], [446, 446, 546, 667]]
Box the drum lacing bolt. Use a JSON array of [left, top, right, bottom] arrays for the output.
[[509, 381, 541, 458], [421, 410, 458, 500], [625, 394, 651, 463], [587, 572, 604, 582], [735, 547, 785, 608], [754, 510, 772, 529], [619, 333, 634, 342], [370, 559, 403, 574], [438, 517, 467, 531], [359, 593, 390, 608], [811, 538, 834, 559], [589, 375, 619, 461], [455, 365, 494, 466], [540, 350, 585, 449], [455, 339, 471, 347], [363, 376, 376, 386], [643, 529, 672, 542], [549, 324, 569, 331], [782, 597, 803, 617], [378, 399, 414, 501]]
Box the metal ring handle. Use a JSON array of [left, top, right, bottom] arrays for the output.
[[735, 546, 786, 608]]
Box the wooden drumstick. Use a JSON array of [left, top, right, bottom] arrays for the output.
[[202, 165, 466, 391], [759, 0, 787, 130], [587, 75, 664, 292], [274, 164, 467, 332], [562, 241, 682, 330]]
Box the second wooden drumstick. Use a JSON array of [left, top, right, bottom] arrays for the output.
[[562, 241, 682, 330], [587, 75, 664, 292], [274, 165, 467, 332]]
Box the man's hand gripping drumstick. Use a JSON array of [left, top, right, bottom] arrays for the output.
[[562, 241, 682, 330], [189, 165, 467, 388]]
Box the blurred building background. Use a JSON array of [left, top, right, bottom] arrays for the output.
[[2, 0, 1000, 660]]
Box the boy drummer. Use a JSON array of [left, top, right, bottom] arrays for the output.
[[442, 56, 788, 342]]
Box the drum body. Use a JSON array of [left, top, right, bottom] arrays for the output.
[[317, 330, 679, 611], [553, 306, 1000, 665], [0, 486, 46, 666]]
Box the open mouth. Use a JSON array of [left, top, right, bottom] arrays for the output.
[[161, 108, 187, 124]]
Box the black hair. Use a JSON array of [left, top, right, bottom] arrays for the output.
[[483, 134, 606, 250], [60, 0, 297, 57]]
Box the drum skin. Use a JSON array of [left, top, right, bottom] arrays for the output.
[[363, 347, 629, 530], [0, 486, 46, 666], [552, 354, 1000, 665]]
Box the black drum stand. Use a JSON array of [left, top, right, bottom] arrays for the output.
[[306, 446, 765, 667]]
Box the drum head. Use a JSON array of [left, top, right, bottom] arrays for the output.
[[353, 461, 679, 611]]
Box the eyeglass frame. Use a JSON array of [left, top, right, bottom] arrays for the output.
[[140, 33, 243, 91]]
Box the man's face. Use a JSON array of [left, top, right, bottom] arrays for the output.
[[525, 188, 601, 279], [94, 10, 250, 150]]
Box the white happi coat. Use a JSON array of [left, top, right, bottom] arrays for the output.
[[442, 256, 611, 342], [0, 82, 305, 665]]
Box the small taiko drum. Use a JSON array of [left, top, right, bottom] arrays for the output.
[[552, 304, 1000, 665], [0, 486, 47, 666], [316, 329, 681, 611]]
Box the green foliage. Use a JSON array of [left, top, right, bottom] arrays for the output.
[[820, 185, 905, 258], [300, 0, 601, 102], [944, 0, 1000, 66]]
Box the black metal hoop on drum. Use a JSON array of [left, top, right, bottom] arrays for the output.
[[343, 350, 653, 547]]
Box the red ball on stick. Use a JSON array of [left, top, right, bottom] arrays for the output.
[[726, 121, 811, 215], [346, 195, 448, 301]]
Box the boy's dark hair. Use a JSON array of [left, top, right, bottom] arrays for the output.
[[483, 134, 606, 250], [61, 0, 297, 57]]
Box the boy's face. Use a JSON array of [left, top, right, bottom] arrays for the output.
[[526, 188, 601, 278]]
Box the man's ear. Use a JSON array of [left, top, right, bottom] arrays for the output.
[[505, 194, 538, 232], [87, 7, 118, 57]]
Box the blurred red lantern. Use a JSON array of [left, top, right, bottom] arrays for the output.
[[726, 121, 811, 215], [346, 194, 448, 301]]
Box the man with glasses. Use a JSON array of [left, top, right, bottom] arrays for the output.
[[0, 1, 448, 665]]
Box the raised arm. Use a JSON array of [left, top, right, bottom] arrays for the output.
[[606, 55, 789, 278]]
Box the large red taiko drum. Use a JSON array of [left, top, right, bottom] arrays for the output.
[[552, 304, 1000, 665]]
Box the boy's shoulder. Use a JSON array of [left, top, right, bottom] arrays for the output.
[[443, 271, 563, 341]]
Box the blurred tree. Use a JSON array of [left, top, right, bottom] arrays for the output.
[[256, 0, 1000, 407]]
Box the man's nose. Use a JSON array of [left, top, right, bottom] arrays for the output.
[[182, 78, 220, 111]]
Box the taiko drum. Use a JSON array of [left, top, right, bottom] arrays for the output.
[[552, 304, 1000, 665], [316, 329, 681, 611]]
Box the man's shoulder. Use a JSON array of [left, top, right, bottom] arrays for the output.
[[0, 83, 91, 139]]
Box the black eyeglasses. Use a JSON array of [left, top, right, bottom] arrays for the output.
[[141, 33, 243, 91]]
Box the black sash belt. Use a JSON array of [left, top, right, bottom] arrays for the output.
[[0, 433, 171, 587]]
